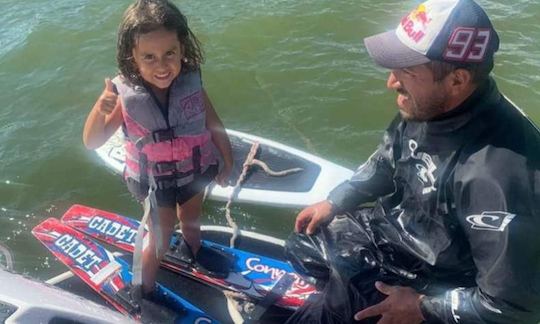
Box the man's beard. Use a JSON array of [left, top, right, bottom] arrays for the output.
[[401, 92, 448, 122]]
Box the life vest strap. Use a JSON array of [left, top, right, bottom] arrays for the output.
[[151, 148, 206, 189], [133, 127, 205, 150], [154, 172, 195, 190], [148, 145, 203, 177], [152, 128, 175, 143], [139, 153, 149, 192], [192, 145, 201, 174]]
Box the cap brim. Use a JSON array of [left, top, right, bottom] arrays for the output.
[[364, 30, 430, 69]]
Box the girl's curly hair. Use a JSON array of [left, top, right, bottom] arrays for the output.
[[116, 0, 204, 86]]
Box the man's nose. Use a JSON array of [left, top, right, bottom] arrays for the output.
[[387, 71, 401, 90]]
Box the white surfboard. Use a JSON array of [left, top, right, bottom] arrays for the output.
[[95, 129, 353, 208]]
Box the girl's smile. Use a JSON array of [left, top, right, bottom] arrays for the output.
[[132, 28, 183, 92]]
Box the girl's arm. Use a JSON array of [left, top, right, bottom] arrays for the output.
[[203, 89, 233, 186], [83, 79, 123, 149]]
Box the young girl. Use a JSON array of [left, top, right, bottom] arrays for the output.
[[83, 0, 233, 296]]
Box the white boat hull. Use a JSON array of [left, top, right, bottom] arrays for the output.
[[0, 269, 132, 324]]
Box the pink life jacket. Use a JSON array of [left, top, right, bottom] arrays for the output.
[[112, 70, 217, 190]]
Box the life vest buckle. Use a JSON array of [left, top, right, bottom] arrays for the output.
[[153, 160, 192, 174], [154, 172, 195, 190], [152, 129, 175, 143]]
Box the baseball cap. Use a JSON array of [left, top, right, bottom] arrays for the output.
[[364, 0, 499, 69]]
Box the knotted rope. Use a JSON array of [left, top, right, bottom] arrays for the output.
[[225, 142, 303, 248]]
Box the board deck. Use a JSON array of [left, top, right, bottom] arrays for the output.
[[32, 218, 217, 324], [96, 129, 353, 208], [61, 204, 318, 309]]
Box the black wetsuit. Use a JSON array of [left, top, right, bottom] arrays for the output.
[[325, 78, 540, 323]]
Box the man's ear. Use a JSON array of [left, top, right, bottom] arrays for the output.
[[448, 68, 473, 95]]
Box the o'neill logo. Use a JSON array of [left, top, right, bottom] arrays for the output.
[[465, 211, 516, 232]]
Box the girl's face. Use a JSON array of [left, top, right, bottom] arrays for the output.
[[132, 28, 183, 91]]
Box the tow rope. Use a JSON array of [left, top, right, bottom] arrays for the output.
[[224, 141, 303, 248], [132, 183, 162, 294]]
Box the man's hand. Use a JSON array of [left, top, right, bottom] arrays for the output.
[[97, 78, 118, 116], [294, 200, 335, 235], [354, 281, 425, 324]]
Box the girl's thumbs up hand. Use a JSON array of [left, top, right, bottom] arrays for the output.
[[97, 78, 119, 115]]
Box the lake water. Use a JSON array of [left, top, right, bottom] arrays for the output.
[[0, 0, 539, 280]]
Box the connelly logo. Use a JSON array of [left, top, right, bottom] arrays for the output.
[[465, 211, 515, 232], [246, 257, 309, 289]]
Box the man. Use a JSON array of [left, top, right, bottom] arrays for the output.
[[289, 0, 540, 323]]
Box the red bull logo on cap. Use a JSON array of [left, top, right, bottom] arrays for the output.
[[400, 4, 432, 43], [412, 4, 432, 27]]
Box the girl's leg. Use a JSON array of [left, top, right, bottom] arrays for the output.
[[142, 206, 177, 294], [177, 190, 232, 277], [176, 192, 204, 255]]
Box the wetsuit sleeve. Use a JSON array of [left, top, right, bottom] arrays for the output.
[[327, 115, 400, 213], [420, 148, 540, 323]]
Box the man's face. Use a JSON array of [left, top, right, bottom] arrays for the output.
[[387, 64, 451, 121]]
